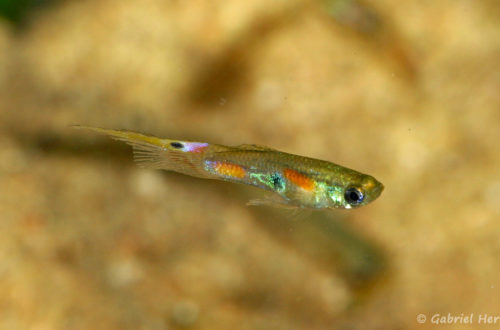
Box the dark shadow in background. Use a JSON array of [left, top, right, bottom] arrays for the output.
[[0, 0, 58, 27], [185, 0, 416, 109], [184, 7, 304, 107]]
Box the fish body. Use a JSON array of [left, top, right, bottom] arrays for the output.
[[76, 126, 383, 209]]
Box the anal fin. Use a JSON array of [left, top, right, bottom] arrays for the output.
[[247, 194, 299, 209]]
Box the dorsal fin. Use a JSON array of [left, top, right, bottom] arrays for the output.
[[235, 144, 277, 151]]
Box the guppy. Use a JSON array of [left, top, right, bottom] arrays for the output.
[[76, 126, 384, 209]]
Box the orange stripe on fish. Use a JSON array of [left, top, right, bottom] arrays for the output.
[[212, 162, 247, 179], [283, 169, 315, 191]]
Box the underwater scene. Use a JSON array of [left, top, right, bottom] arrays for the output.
[[0, 0, 498, 329]]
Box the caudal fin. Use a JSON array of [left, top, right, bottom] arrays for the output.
[[74, 126, 213, 179]]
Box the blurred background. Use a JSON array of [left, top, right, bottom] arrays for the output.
[[0, 0, 498, 329]]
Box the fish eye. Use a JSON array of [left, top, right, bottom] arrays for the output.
[[344, 187, 364, 205]]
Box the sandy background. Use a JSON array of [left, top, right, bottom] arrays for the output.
[[0, 0, 498, 329]]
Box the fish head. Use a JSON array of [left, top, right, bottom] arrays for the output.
[[325, 174, 384, 209]]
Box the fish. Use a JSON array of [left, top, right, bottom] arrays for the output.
[[74, 126, 384, 209]]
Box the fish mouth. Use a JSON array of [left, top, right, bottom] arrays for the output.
[[360, 176, 384, 203], [370, 182, 384, 200]]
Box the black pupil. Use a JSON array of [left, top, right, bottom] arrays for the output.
[[349, 191, 360, 201], [345, 188, 363, 204]]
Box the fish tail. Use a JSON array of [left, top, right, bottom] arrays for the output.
[[73, 125, 213, 178]]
